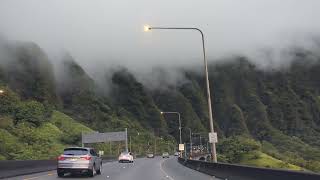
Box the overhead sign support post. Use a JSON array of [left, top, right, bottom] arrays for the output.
[[125, 128, 128, 153], [81, 132, 84, 147]]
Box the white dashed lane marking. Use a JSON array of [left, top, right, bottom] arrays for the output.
[[160, 159, 174, 180]]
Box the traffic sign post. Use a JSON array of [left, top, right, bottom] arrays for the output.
[[98, 151, 104, 157], [178, 144, 185, 151], [209, 132, 218, 143], [178, 144, 185, 158]]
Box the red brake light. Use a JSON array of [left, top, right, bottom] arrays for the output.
[[81, 156, 92, 160], [57, 155, 65, 161]]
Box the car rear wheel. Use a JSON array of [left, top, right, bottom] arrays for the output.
[[88, 165, 94, 177], [57, 169, 64, 178], [96, 163, 102, 175], [57, 173, 64, 178]]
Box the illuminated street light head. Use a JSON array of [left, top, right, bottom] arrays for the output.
[[160, 111, 163, 114], [0, 89, 4, 94], [144, 25, 151, 32]]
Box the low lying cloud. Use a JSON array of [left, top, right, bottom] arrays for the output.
[[0, 0, 320, 89]]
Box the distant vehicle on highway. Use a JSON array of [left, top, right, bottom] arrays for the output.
[[174, 152, 180, 156], [147, 153, 154, 158], [162, 152, 170, 158], [119, 152, 134, 163], [57, 147, 102, 177]]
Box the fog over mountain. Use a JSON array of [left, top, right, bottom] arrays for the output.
[[2, 1, 320, 172], [1, 0, 320, 70], [1, 0, 320, 92]]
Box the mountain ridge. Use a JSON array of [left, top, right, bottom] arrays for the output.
[[1, 40, 320, 171]]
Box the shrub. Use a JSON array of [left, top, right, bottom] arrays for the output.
[[50, 111, 92, 145], [0, 129, 23, 160], [217, 136, 261, 163], [0, 116, 14, 129], [14, 100, 46, 126]]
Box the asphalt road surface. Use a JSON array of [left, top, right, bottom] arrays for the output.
[[6, 157, 219, 180]]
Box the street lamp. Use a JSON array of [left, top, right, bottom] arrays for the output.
[[160, 111, 182, 144], [146, 25, 217, 162], [183, 127, 192, 158], [144, 25, 151, 32], [192, 132, 204, 151], [0, 89, 4, 94]]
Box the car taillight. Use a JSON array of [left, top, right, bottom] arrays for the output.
[[81, 156, 92, 160], [57, 155, 65, 161]]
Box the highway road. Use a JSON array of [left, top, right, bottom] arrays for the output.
[[6, 157, 219, 180]]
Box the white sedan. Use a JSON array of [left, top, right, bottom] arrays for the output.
[[118, 152, 134, 163]]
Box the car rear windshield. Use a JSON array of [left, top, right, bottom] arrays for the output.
[[63, 148, 88, 155]]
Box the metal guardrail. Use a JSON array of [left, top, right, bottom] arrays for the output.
[[178, 157, 320, 180]]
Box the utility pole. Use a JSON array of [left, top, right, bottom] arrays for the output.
[[200, 135, 202, 152]]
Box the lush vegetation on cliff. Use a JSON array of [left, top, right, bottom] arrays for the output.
[[1, 40, 320, 172]]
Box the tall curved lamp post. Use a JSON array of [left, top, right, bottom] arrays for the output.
[[160, 111, 182, 144], [146, 25, 217, 162]]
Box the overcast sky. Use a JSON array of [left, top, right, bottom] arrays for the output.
[[0, 0, 320, 71]]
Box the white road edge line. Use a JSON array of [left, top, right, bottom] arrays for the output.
[[160, 158, 174, 180], [22, 172, 56, 180], [21, 161, 114, 180]]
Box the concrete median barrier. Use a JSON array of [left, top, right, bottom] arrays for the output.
[[0, 160, 56, 179], [0, 157, 116, 179], [178, 157, 320, 180]]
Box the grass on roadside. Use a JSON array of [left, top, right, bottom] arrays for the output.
[[240, 151, 302, 171]]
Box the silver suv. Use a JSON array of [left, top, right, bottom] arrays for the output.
[[57, 147, 102, 177]]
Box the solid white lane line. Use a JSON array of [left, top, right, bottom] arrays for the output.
[[160, 158, 174, 180]]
